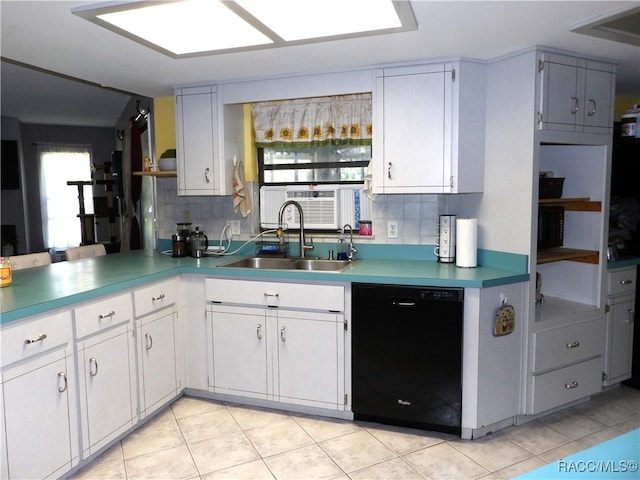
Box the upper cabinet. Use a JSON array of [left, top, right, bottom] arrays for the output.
[[537, 51, 616, 134], [372, 61, 486, 194], [175, 86, 233, 196]]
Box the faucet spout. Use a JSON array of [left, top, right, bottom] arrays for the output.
[[278, 200, 314, 258], [342, 224, 358, 260]]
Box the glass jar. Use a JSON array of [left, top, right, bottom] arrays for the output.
[[1, 257, 12, 287]]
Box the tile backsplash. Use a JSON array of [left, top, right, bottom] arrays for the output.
[[156, 179, 445, 246]]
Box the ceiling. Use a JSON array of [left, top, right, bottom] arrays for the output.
[[2, 1, 639, 127]]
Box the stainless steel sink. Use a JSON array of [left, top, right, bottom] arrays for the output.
[[217, 256, 354, 272]]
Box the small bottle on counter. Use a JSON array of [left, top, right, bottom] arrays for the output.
[[1, 257, 12, 287], [336, 229, 348, 260]]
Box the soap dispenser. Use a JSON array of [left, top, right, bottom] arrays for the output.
[[336, 229, 348, 260]]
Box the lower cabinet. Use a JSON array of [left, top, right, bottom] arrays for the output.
[[604, 266, 637, 386], [76, 322, 137, 458], [206, 278, 347, 411], [0, 310, 78, 480], [136, 306, 181, 419]]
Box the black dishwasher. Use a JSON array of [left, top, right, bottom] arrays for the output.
[[352, 283, 463, 435]]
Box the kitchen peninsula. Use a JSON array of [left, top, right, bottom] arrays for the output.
[[1, 249, 527, 479]]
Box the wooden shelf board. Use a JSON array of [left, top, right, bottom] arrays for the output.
[[539, 197, 602, 211], [133, 171, 177, 178], [537, 247, 599, 264]]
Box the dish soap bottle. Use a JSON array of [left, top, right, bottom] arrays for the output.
[[336, 229, 348, 260], [1, 257, 12, 287]]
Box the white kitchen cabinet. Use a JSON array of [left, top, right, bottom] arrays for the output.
[[134, 277, 183, 419], [372, 61, 485, 194], [538, 51, 615, 134], [0, 311, 78, 480], [206, 278, 347, 411], [604, 266, 636, 386], [175, 85, 232, 196], [75, 293, 137, 458]]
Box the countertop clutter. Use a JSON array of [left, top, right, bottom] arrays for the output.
[[0, 249, 528, 324]]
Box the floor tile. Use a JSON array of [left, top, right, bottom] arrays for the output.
[[171, 396, 226, 419], [263, 444, 344, 480], [124, 444, 198, 480], [201, 459, 275, 480], [493, 456, 547, 480], [349, 457, 424, 480], [177, 407, 241, 443], [189, 430, 261, 475], [244, 417, 315, 457], [228, 404, 292, 430], [366, 423, 448, 455], [70, 458, 127, 480], [537, 439, 592, 464], [502, 420, 572, 455], [575, 399, 636, 426], [538, 409, 607, 439], [449, 433, 532, 472], [319, 430, 395, 473], [294, 414, 362, 442], [404, 442, 489, 480], [122, 416, 185, 459]]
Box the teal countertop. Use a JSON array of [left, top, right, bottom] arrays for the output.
[[1, 250, 529, 325], [607, 256, 640, 269]]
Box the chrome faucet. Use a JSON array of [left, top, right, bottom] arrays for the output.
[[342, 224, 358, 260], [278, 200, 314, 258]]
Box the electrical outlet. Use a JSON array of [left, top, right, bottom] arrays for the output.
[[387, 220, 399, 239], [229, 220, 241, 236]]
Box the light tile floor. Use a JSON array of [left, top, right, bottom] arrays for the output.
[[69, 385, 639, 480]]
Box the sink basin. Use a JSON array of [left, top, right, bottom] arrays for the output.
[[217, 256, 354, 272]]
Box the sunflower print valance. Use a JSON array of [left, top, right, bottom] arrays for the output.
[[251, 93, 372, 147]]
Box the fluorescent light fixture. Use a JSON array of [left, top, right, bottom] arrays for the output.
[[235, 0, 402, 41], [72, 0, 416, 58]]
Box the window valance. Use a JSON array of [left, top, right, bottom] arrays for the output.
[[251, 93, 372, 147]]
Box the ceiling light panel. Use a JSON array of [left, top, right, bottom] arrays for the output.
[[235, 0, 402, 41], [96, 0, 272, 54]]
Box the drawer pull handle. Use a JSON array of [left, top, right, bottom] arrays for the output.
[[566, 341, 580, 349], [628, 309, 635, 323], [620, 279, 633, 285], [24, 333, 47, 345], [565, 381, 579, 389], [98, 310, 115, 320], [571, 97, 579, 115], [89, 357, 99, 377], [145, 333, 153, 351], [387, 162, 393, 179], [152, 294, 165, 301], [587, 98, 596, 116], [257, 324, 263, 340], [280, 326, 286, 343], [58, 372, 68, 393], [264, 292, 279, 298]]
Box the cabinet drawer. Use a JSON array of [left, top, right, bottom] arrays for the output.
[[533, 318, 604, 373], [74, 292, 133, 339], [532, 357, 603, 414], [1, 311, 73, 367], [206, 278, 344, 312], [133, 277, 179, 317], [607, 267, 637, 297]]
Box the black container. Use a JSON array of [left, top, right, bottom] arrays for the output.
[[539, 177, 564, 199]]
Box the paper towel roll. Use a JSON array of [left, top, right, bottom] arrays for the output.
[[456, 218, 477, 268]]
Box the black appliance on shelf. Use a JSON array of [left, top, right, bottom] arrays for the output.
[[351, 283, 464, 435], [611, 122, 640, 389]]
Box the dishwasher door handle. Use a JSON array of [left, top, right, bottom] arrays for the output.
[[393, 299, 416, 307]]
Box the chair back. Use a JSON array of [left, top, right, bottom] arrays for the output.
[[65, 244, 107, 261], [9, 252, 52, 271]]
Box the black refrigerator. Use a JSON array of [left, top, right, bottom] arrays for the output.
[[611, 122, 640, 389]]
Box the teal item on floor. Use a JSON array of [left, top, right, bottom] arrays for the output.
[[515, 429, 639, 479]]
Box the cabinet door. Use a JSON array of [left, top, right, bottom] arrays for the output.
[[138, 309, 178, 418], [604, 298, 635, 385], [583, 68, 614, 131], [2, 349, 76, 479], [77, 324, 137, 458], [377, 66, 450, 193], [541, 61, 581, 131], [276, 310, 344, 408], [209, 305, 268, 398], [176, 87, 218, 195]]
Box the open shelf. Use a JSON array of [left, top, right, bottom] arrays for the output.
[[537, 247, 599, 265], [133, 171, 177, 177], [538, 197, 601, 212]]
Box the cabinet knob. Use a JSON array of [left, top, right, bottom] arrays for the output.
[[620, 279, 633, 285], [566, 341, 580, 349], [628, 309, 635, 324], [565, 381, 579, 389]]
